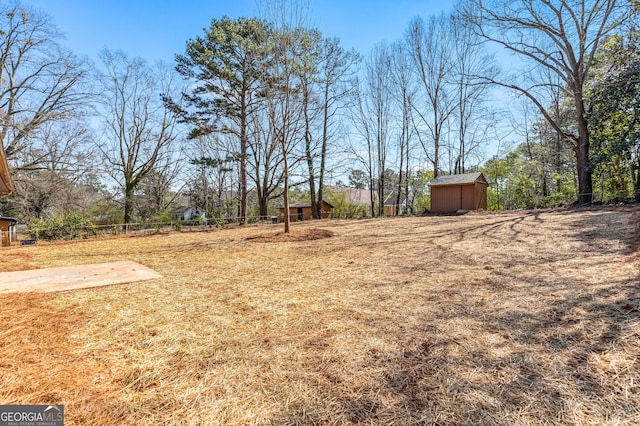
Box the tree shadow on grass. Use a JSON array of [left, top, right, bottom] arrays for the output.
[[274, 207, 640, 425]]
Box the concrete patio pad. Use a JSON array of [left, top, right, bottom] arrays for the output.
[[0, 261, 162, 293]]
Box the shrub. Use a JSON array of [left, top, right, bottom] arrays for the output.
[[28, 212, 98, 241]]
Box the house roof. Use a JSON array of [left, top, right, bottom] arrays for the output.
[[383, 191, 408, 206], [326, 186, 372, 206], [429, 172, 488, 187], [0, 145, 13, 196]]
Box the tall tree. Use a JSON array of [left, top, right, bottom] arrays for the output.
[[11, 120, 96, 220], [450, 14, 499, 174], [407, 14, 457, 178], [260, 0, 314, 233], [369, 44, 393, 216], [263, 26, 308, 232], [297, 29, 323, 220], [98, 50, 180, 227], [0, 2, 88, 172], [172, 17, 269, 224], [314, 38, 360, 218], [459, 0, 632, 203], [349, 44, 393, 217], [389, 40, 415, 212]]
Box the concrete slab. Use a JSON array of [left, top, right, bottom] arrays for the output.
[[0, 261, 162, 293]]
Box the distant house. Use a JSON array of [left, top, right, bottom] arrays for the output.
[[278, 200, 334, 222], [0, 217, 17, 247], [171, 207, 205, 222], [326, 186, 373, 207], [429, 172, 488, 213], [383, 191, 409, 216]]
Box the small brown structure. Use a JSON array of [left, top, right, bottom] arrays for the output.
[[278, 200, 334, 222], [0, 217, 18, 247], [429, 172, 488, 214]]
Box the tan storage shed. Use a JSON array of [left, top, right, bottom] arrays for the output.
[[279, 200, 334, 222], [429, 172, 488, 214]]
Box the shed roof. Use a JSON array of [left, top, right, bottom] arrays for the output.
[[0, 145, 13, 196], [429, 172, 488, 187], [0, 217, 18, 225], [278, 200, 334, 209]]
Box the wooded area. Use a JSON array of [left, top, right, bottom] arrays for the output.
[[0, 0, 638, 235]]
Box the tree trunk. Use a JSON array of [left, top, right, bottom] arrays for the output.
[[305, 129, 318, 219], [574, 94, 593, 204], [633, 158, 640, 202], [123, 187, 134, 233], [282, 148, 290, 233], [316, 83, 330, 220], [258, 195, 269, 218], [239, 115, 248, 224]]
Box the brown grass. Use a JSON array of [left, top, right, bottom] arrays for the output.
[[246, 227, 335, 242], [1, 206, 639, 425], [0, 250, 36, 272]]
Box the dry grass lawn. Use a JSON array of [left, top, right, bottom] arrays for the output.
[[0, 206, 639, 425]]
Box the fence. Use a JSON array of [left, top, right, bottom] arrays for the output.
[[19, 211, 385, 243], [23, 216, 274, 242]]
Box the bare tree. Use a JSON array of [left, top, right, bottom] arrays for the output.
[[297, 29, 323, 220], [389, 40, 415, 212], [98, 50, 181, 228], [348, 80, 377, 216], [9, 120, 96, 220], [349, 44, 393, 217], [248, 109, 285, 219], [450, 14, 499, 174], [314, 38, 361, 218], [259, 0, 312, 233], [407, 14, 458, 178], [0, 2, 89, 171], [263, 27, 308, 232], [459, 0, 632, 203]]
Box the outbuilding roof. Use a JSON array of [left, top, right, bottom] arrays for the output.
[[429, 172, 488, 187], [278, 200, 334, 209]]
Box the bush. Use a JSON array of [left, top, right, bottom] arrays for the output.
[[28, 212, 98, 241]]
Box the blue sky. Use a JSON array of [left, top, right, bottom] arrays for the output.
[[27, 0, 455, 64]]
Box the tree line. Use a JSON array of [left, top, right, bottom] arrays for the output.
[[0, 0, 637, 234]]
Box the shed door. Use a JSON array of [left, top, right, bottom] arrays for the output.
[[432, 186, 461, 213]]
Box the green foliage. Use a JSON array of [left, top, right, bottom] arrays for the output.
[[348, 169, 368, 189], [173, 17, 270, 136], [481, 139, 577, 211], [150, 208, 173, 224], [325, 189, 368, 219], [27, 211, 98, 241], [410, 170, 434, 213], [589, 31, 640, 201], [89, 199, 124, 225]]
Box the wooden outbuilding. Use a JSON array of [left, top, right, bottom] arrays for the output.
[[278, 200, 334, 222], [0, 217, 18, 247], [429, 172, 488, 214]]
